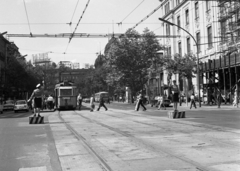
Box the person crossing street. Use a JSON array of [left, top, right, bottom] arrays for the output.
[[135, 93, 146, 111], [77, 93, 83, 110], [190, 93, 197, 109], [97, 95, 108, 111]]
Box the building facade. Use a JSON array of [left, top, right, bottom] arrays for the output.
[[155, 0, 240, 103]]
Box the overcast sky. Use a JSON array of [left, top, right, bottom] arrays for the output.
[[0, 0, 161, 66]]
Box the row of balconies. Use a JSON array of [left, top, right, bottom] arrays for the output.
[[218, 2, 240, 21], [201, 51, 240, 71]]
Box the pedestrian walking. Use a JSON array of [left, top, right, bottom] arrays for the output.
[[136, 93, 147, 111], [190, 93, 197, 109], [171, 80, 179, 111], [28, 83, 44, 117], [47, 95, 54, 109], [217, 91, 222, 108], [159, 95, 166, 110], [77, 93, 82, 110], [97, 95, 108, 111], [233, 89, 238, 107], [90, 94, 95, 112]]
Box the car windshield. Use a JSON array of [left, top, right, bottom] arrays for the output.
[[5, 100, 14, 104], [16, 101, 26, 105]]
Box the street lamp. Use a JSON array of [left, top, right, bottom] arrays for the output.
[[159, 18, 201, 107]]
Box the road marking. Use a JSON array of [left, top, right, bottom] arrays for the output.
[[19, 166, 47, 171]]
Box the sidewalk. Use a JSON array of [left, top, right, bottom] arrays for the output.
[[110, 101, 240, 110]]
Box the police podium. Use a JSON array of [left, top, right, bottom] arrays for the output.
[[29, 116, 44, 124], [167, 110, 186, 119]]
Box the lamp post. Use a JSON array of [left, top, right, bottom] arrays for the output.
[[159, 18, 201, 107]]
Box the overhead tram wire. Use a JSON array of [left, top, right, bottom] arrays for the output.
[[68, 0, 91, 43], [23, 0, 33, 36], [0, 22, 162, 25], [68, 0, 80, 27], [117, 0, 145, 26], [130, 4, 162, 30], [64, 0, 91, 55]]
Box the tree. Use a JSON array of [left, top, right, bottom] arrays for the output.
[[105, 28, 163, 101]]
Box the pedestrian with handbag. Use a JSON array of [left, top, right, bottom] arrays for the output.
[[136, 93, 147, 111], [90, 94, 95, 112]]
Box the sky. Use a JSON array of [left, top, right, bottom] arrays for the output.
[[0, 0, 162, 67]]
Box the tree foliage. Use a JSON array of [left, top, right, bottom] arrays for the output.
[[104, 28, 163, 96]]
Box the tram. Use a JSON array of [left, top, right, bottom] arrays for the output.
[[54, 81, 77, 110], [94, 91, 109, 102]]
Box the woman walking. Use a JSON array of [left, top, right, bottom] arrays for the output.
[[171, 80, 179, 111]]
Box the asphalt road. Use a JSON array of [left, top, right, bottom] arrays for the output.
[[0, 103, 239, 171]]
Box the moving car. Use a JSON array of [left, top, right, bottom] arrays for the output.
[[83, 98, 90, 103], [154, 96, 171, 107], [3, 100, 15, 111], [14, 100, 29, 113]]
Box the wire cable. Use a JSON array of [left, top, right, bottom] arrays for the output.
[[69, 0, 91, 43], [68, 0, 80, 26], [130, 4, 161, 30], [23, 0, 33, 36], [117, 0, 145, 25]]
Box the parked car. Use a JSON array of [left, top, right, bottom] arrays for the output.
[[3, 100, 15, 111], [14, 100, 29, 113], [0, 103, 3, 114]]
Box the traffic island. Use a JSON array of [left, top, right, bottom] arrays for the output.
[[168, 110, 186, 119], [29, 116, 44, 124]]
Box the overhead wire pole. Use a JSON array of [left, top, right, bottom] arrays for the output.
[[159, 18, 201, 107], [6, 33, 180, 39]]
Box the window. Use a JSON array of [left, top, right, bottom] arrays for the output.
[[220, 21, 226, 43], [196, 32, 200, 53], [178, 42, 182, 56], [166, 23, 170, 35], [165, 2, 170, 14], [176, 0, 180, 6], [167, 47, 171, 55], [195, 2, 199, 19], [206, 1, 210, 11], [177, 16, 181, 29], [60, 89, 72, 96], [187, 37, 191, 53], [207, 26, 213, 48], [185, 9, 189, 25]]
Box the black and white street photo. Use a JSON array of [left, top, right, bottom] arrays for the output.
[[0, 1, 240, 171]]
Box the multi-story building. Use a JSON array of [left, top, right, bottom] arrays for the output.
[[72, 62, 80, 69], [155, 0, 240, 104], [58, 61, 72, 68]]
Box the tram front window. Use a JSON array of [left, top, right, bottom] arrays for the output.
[[60, 89, 72, 96]]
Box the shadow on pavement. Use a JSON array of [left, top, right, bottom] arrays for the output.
[[0, 111, 34, 119]]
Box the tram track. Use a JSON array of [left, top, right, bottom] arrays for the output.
[[57, 110, 113, 171], [70, 109, 218, 171]]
